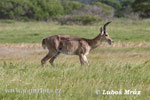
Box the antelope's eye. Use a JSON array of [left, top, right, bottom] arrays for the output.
[[105, 34, 108, 36]]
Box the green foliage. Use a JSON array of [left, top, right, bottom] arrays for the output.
[[115, 0, 135, 17], [73, 15, 102, 25], [97, 0, 121, 9], [92, 1, 112, 10], [70, 0, 96, 4], [58, 15, 102, 25], [132, 0, 150, 18], [31, 0, 63, 20], [0, 0, 63, 20], [94, 0, 129, 17], [91, 2, 113, 15], [121, 0, 134, 8], [62, 1, 84, 14], [0, 0, 31, 19]]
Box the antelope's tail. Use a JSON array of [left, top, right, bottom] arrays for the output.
[[42, 38, 47, 49]]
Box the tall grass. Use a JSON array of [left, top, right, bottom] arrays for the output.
[[0, 19, 150, 99], [0, 19, 150, 43], [0, 45, 150, 99], [0, 56, 150, 100]]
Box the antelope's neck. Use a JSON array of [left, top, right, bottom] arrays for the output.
[[87, 34, 102, 50]]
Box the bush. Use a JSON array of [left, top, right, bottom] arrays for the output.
[[91, 2, 113, 15], [0, 0, 63, 21], [58, 3, 114, 25], [132, 0, 150, 18], [0, 0, 31, 19], [74, 15, 102, 25], [31, 0, 63, 20], [62, 1, 84, 14], [71, 5, 114, 19], [58, 15, 102, 25], [115, 0, 135, 18], [98, 0, 121, 10]]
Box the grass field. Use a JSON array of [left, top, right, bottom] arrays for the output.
[[0, 19, 150, 43], [0, 19, 150, 100]]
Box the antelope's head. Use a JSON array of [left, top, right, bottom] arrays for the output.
[[99, 22, 114, 45]]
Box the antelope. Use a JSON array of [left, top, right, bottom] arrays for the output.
[[41, 22, 113, 68]]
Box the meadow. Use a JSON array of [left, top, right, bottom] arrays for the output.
[[0, 19, 150, 100]]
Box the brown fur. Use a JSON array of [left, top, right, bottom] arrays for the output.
[[41, 22, 113, 68]]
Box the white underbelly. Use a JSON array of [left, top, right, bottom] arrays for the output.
[[60, 51, 75, 55]]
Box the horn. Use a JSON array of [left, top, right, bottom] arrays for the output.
[[100, 27, 102, 33], [104, 21, 111, 34]]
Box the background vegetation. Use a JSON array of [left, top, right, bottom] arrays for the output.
[[0, 0, 150, 24]]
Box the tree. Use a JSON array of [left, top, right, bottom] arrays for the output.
[[115, 0, 134, 17], [96, 0, 121, 10], [132, 0, 150, 18], [0, 0, 63, 20], [62, 1, 84, 14]]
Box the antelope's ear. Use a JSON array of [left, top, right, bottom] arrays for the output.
[[100, 27, 102, 34]]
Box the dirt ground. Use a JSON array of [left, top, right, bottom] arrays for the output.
[[0, 42, 150, 63]]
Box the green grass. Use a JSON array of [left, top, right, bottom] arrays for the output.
[[0, 19, 150, 43], [1, 46, 150, 100], [0, 19, 150, 100], [0, 53, 150, 100]]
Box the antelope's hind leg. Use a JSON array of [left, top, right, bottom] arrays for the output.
[[41, 53, 52, 67], [49, 52, 60, 68]]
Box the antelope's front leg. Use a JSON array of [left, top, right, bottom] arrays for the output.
[[83, 55, 89, 67], [79, 54, 89, 67], [49, 52, 60, 68], [41, 53, 52, 67], [79, 54, 84, 66]]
